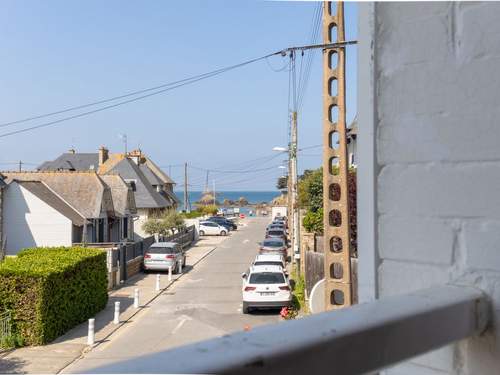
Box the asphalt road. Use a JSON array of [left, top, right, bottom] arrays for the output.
[[65, 216, 280, 373]]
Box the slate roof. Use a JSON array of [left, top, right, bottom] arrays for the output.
[[100, 174, 137, 216], [14, 180, 86, 225], [37, 153, 99, 171], [2, 171, 111, 218], [106, 159, 171, 209], [144, 159, 175, 184]]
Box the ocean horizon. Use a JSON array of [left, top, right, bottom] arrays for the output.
[[174, 190, 281, 206]]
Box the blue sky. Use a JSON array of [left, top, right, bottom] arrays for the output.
[[0, 1, 357, 191]]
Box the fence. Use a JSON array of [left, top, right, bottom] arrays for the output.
[[0, 311, 11, 342], [160, 225, 195, 248]]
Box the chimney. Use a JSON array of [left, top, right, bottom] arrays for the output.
[[128, 149, 142, 165], [99, 146, 109, 166], [68, 149, 76, 154]]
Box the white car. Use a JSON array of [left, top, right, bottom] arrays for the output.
[[241, 265, 292, 313], [199, 221, 228, 236], [252, 254, 286, 270]]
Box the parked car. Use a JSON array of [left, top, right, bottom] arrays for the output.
[[207, 216, 237, 230], [266, 223, 286, 233], [273, 218, 288, 229], [265, 229, 288, 243], [199, 221, 228, 236], [241, 265, 292, 313], [143, 242, 186, 273], [252, 254, 287, 272], [259, 238, 287, 259]]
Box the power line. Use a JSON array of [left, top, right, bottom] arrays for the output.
[[0, 41, 355, 139]]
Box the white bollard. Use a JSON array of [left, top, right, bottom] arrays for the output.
[[156, 274, 161, 291], [168, 266, 172, 282], [134, 288, 140, 308], [113, 301, 120, 324], [87, 318, 95, 345], [178, 260, 183, 274]]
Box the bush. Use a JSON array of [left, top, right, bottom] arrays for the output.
[[180, 210, 204, 219], [303, 208, 324, 234], [0, 247, 108, 346]]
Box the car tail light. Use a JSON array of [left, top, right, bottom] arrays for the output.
[[244, 286, 256, 291], [279, 286, 290, 291], [144, 254, 151, 259], [165, 254, 175, 259]]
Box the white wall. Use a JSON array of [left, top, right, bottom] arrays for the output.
[[360, 3, 500, 374], [271, 206, 287, 219], [133, 208, 149, 240], [4, 183, 72, 255]]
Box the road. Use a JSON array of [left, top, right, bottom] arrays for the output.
[[65, 217, 280, 373]]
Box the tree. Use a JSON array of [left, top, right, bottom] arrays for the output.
[[142, 210, 186, 237]]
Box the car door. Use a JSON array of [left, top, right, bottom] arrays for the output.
[[207, 222, 218, 235]]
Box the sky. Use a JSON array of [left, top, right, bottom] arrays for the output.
[[0, 1, 357, 191]]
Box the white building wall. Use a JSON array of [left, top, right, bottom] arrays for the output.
[[4, 183, 72, 255], [134, 208, 149, 240], [360, 2, 500, 374]]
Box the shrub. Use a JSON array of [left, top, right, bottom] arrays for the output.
[[0, 247, 108, 345], [303, 208, 324, 234]]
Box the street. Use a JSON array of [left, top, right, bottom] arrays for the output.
[[64, 217, 281, 373]]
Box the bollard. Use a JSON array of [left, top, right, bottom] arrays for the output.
[[134, 288, 140, 308], [87, 318, 95, 345], [178, 260, 183, 274], [168, 266, 172, 282], [113, 301, 120, 324], [156, 274, 161, 291]]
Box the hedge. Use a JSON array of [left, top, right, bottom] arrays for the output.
[[0, 247, 108, 345]]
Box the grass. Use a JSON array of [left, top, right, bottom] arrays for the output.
[[291, 269, 308, 314], [0, 334, 24, 349]]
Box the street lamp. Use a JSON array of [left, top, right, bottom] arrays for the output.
[[272, 146, 288, 152]]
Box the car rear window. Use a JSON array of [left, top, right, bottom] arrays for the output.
[[147, 247, 176, 254], [263, 240, 284, 247], [268, 231, 284, 236], [254, 261, 283, 267], [249, 272, 285, 284]]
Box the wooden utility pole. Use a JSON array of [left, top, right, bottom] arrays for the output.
[[322, 1, 352, 309], [184, 162, 190, 213], [18, 161, 22, 172]]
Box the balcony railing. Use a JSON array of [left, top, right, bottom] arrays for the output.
[[92, 284, 489, 374]]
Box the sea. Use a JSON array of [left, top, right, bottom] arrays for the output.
[[174, 190, 281, 207]]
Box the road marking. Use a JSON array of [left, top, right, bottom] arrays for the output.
[[185, 278, 203, 283], [243, 239, 250, 244], [172, 315, 192, 334]]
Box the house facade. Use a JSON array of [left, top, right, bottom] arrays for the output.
[[1, 171, 136, 255], [38, 147, 178, 240]]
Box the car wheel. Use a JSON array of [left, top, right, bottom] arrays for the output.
[[221, 230, 227, 236], [199, 230, 205, 236], [242, 302, 250, 314]]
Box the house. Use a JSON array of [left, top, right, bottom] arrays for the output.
[[1, 171, 136, 255], [38, 147, 179, 240]]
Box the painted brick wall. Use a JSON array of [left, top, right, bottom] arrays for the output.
[[372, 3, 500, 374]]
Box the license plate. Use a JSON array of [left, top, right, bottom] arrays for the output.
[[260, 292, 275, 296]]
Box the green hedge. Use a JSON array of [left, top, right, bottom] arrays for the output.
[[0, 247, 108, 345]]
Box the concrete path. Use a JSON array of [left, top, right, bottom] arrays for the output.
[[63, 217, 280, 373], [0, 235, 228, 374]]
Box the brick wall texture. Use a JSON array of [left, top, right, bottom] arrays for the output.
[[374, 3, 500, 374]]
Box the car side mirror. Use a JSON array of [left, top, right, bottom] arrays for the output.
[[241, 273, 247, 279]]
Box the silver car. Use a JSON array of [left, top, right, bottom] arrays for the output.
[[143, 242, 186, 273]]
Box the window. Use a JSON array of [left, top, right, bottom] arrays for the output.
[[124, 179, 137, 192], [123, 217, 128, 239], [249, 272, 285, 284]]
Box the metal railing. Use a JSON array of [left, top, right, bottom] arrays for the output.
[[92, 285, 489, 375], [0, 311, 11, 342], [160, 225, 195, 248]]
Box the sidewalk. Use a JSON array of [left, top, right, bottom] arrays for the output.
[[0, 235, 229, 374]]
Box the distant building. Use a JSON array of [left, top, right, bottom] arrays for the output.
[[1, 171, 136, 255], [38, 147, 179, 240]]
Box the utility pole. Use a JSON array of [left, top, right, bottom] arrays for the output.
[[322, 1, 352, 309], [290, 111, 300, 271], [184, 162, 190, 213], [18, 160, 22, 172], [213, 180, 216, 206]]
